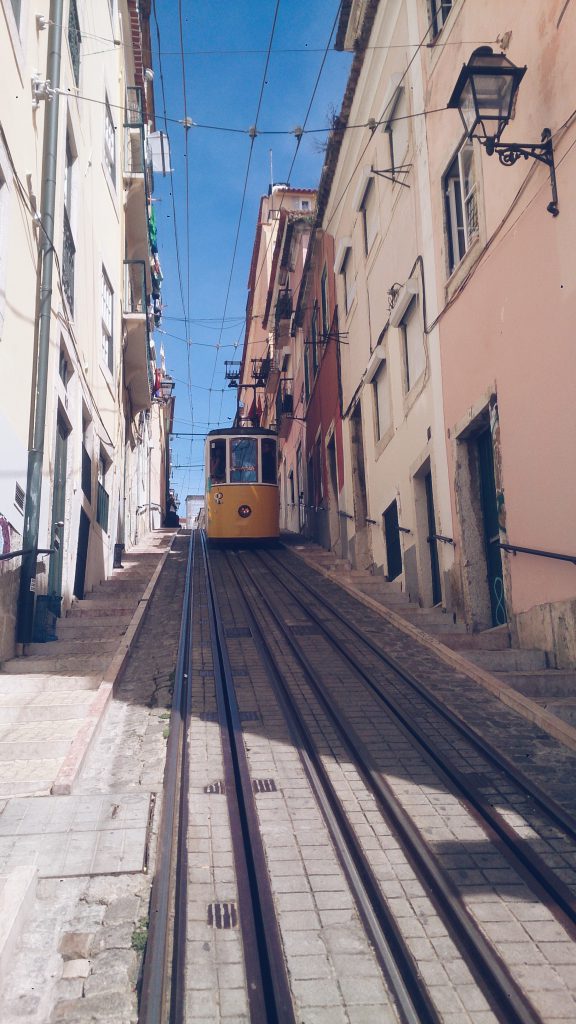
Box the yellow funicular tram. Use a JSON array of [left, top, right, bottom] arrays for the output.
[[204, 428, 279, 541]]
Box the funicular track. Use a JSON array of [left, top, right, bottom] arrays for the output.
[[209, 540, 576, 1024], [139, 533, 576, 1023]]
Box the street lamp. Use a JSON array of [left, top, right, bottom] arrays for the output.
[[448, 47, 558, 216]]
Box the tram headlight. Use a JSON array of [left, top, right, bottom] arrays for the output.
[[238, 504, 252, 518]]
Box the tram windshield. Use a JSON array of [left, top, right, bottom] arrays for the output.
[[209, 439, 227, 484], [261, 438, 277, 483], [230, 438, 257, 483]]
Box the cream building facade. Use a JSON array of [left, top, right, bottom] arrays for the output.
[[0, 0, 172, 658]]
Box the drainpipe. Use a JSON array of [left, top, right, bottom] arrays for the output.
[[17, 0, 65, 646]]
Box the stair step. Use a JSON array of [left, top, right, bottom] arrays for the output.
[[1, 655, 111, 675], [27, 638, 118, 656], [497, 670, 576, 700], [440, 631, 512, 651], [463, 649, 548, 672]]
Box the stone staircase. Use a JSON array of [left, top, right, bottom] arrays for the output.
[[290, 543, 576, 726], [0, 542, 169, 797]]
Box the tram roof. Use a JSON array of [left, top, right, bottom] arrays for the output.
[[206, 427, 277, 438]]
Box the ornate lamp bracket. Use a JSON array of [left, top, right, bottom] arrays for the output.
[[487, 128, 559, 216]]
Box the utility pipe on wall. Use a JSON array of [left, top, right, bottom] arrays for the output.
[[17, 0, 65, 645]]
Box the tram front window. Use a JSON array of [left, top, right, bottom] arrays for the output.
[[230, 438, 257, 483], [261, 438, 277, 483], [209, 439, 227, 484]]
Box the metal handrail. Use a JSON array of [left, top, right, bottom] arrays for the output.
[[338, 511, 354, 520], [500, 542, 576, 566], [398, 525, 411, 534], [427, 534, 454, 545], [0, 547, 54, 562]]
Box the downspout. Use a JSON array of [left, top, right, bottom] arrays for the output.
[[17, 0, 65, 646]]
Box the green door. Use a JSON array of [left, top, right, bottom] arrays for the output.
[[477, 428, 507, 626], [47, 417, 68, 611]]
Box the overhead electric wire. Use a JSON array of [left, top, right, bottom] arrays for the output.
[[206, 0, 283, 427]]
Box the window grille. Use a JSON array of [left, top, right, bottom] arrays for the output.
[[68, 0, 81, 86], [62, 207, 75, 314]]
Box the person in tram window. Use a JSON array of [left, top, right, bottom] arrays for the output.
[[210, 440, 226, 484]]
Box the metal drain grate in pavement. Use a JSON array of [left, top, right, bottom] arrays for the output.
[[290, 624, 322, 636], [204, 780, 225, 794], [207, 902, 238, 929], [252, 779, 277, 793], [225, 627, 252, 638], [200, 712, 219, 722]]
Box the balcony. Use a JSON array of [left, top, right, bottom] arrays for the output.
[[62, 208, 75, 315], [275, 288, 292, 322], [123, 260, 151, 413], [124, 87, 149, 262]]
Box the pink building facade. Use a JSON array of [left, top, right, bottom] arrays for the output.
[[421, 0, 576, 664]]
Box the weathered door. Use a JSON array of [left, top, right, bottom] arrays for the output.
[[477, 428, 507, 626], [47, 417, 68, 610], [424, 471, 442, 605], [73, 508, 90, 600]]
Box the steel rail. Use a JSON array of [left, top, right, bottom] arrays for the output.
[[236, 548, 544, 1024], [200, 532, 295, 1024], [259, 549, 576, 939], [140, 532, 194, 1024], [270, 548, 576, 843], [217, 549, 441, 1024]]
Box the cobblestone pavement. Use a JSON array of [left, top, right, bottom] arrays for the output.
[[0, 534, 189, 1024], [2, 533, 576, 1023]]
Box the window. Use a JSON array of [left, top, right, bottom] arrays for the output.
[[209, 439, 226, 484], [62, 135, 76, 314], [341, 248, 354, 313], [300, 199, 311, 211], [320, 265, 329, 340], [59, 346, 69, 386], [68, 0, 81, 86], [429, 0, 452, 38], [360, 178, 378, 254], [373, 359, 391, 440], [311, 304, 318, 376], [103, 98, 116, 182], [230, 438, 257, 483], [385, 90, 409, 176], [101, 269, 114, 373], [444, 140, 479, 274], [9, 0, 21, 25], [261, 439, 277, 484], [401, 298, 425, 393]]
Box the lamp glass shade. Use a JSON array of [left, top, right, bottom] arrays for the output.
[[470, 68, 517, 143], [448, 48, 526, 147]]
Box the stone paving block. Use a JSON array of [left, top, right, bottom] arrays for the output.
[[58, 931, 95, 961]]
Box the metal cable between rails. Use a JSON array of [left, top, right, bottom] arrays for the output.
[[200, 531, 295, 1024]]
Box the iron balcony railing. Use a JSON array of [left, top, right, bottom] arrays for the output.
[[251, 357, 272, 386], [68, 0, 81, 86], [81, 445, 91, 502], [124, 86, 145, 175], [62, 207, 75, 314], [96, 482, 109, 533], [123, 259, 147, 315]]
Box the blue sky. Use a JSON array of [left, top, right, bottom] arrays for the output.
[[150, 0, 352, 509]]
